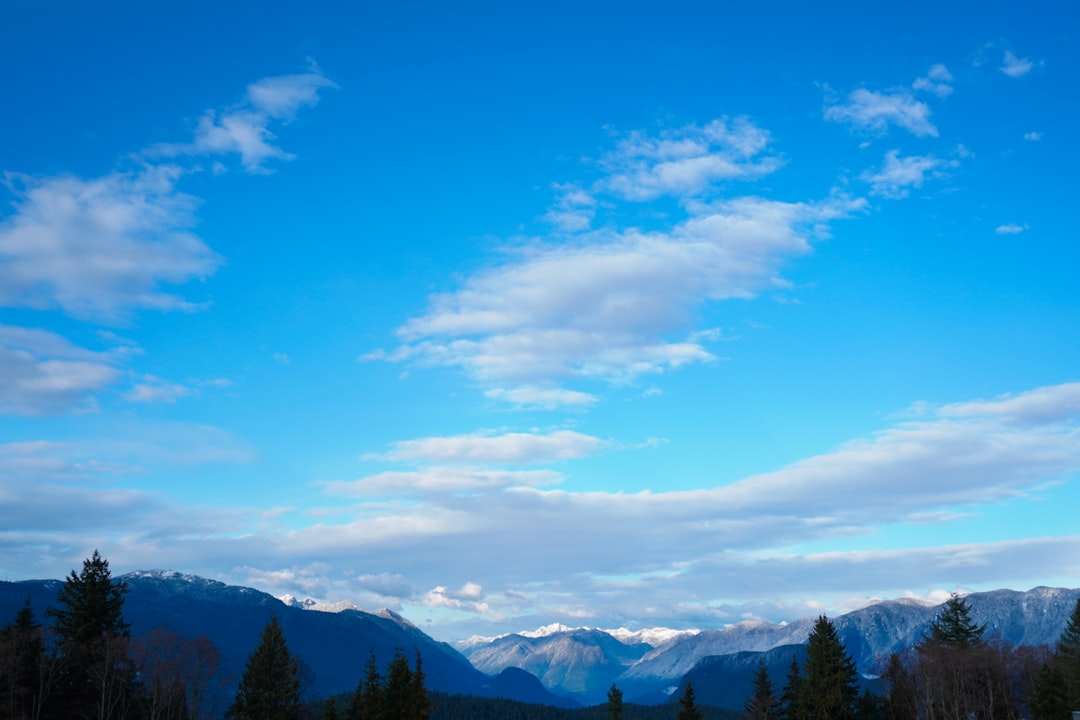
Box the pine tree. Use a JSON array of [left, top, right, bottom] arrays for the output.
[[778, 656, 803, 720], [881, 653, 917, 720], [607, 683, 624, 720], [800, 616, 858, 720], [383, 649, 412, 720], [1, 600, 48, 720], [227, 616, 300, 720], [407, 651, 431, 720], [676, 681, 703, 720], [1056, 597, 1080, 710], [744, 658, 779, 720], [1029, 661, 1070, 720], [348, 649, 383, 720], [47, 550, 136, 720], [925, 593, 985, 649]]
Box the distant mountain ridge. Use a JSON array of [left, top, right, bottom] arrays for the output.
[[0, 569, 577, 709], [2, 571, 1076, 712], [459, 586, 1080, 706]]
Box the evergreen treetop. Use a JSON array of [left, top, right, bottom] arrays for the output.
[[801, 615, 859, 720], [227, 616, 300, 720], [743, 658, 779, 720], [676, 681, 703, 720], [47, 549, 130, 648], [924, 593, 985, 649], [607, 683, 624, 720]]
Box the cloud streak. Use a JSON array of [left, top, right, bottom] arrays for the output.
[[5, 382, 1077, 634], [387, 193, 862, 386]]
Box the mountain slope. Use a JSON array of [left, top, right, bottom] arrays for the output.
[[463, 586, 1080, 706], [0, 570, 569, 707]]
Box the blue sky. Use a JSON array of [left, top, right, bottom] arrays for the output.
[[2, 0, 1079, 640]]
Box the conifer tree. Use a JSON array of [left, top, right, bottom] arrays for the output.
[[881, 653, 917, 720], [348, 649, 383, 720], [227, 616, 300, 720], [607, 683, 623, 720], [925, 593, 985, 649], [1, 600, 48, 720], [676, 681, 703, 720], [1056, 597, 1080, 710], [407, 651, 431, 720], [47, 550, 136, 720], [800, 616, 858, 720], [778, 656, 803, 720], [1029, 661, 1070, 720], [743, 658, 778, 720], [383, 649, 412, 720]]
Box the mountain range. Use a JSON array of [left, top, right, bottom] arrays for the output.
[[2, 572, 1077, 712], [458, 586, 1080, 705]]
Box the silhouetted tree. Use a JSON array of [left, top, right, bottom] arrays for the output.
[[676, 682, 703, 720], [1056, 597, 1080, 710], [926, 594, 985, 649], [778, 656, 803, 720], [408, 651, 430, 720], [227, 616, 299, 720], [881, 652, 917, 720], [1029, 661, 1069, 720], [607, 683, 623, 720], [743, 658, 778, 720], [47, 550, 136, 720], [0, 600, 49, 720], [800, 616, 858, 720]]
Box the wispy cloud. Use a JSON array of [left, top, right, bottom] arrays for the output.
[[862, 150, 953, 199], [0, 325, 120, 415], [324, 466, 564, 496], [542, 183, 596, 232], [0, 166, 221, 322], [151, 67, 336, 173], [1001, 50, 1037, 78], [825, 87, 938, 137], [5, 382, 1079, 631], [598, 118, 782, 201], [912, 64, 954, 98], [995, 223, 1029, 235], [0, 67, 330, 416], [484, 386, 599, 410], [1023, 131, 1042, 141], [368, 430, 605, 464], [387, 193, 862, 386]]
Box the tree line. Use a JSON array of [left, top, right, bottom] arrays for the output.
[[0, 551, 433, 720], [614, 592, 1080, 720], [4, 552, 1080, 720]]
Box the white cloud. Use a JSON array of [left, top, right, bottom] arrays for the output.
[[484, 386, 599, 410], [995, 223, 1029, 235], [124, 376, 191, 404], [861, 150, 951, 198], [152, 69, 336, 173], [324, 466, 564, 496], [424, 583, 491, 615], [912, 64, 954, 98], [5, 382, 1079, 635], [246, 70, 337, 120], [599, 118, 782, 201], [1001, 50, 1036, 78], [1024, 132, 1042, 141], [936, 382, 1080, 425], [371, 430, 605, 464], [390, 195, 863, 385], [0, 166, 222, 321], [542, 183, 596, 232], [0, 325, 119, 415], [825, 88, 938, 137]]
